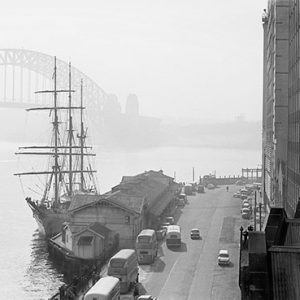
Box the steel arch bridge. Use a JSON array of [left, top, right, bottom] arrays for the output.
[[0, 49, 107, 113]]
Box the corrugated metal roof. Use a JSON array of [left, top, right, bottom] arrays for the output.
[[105, 192, 145, 214], [68, 193, 101, 212], [89, 222, 111, 238]]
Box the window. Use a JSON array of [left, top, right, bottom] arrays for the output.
[[77, 236, 93, 246]]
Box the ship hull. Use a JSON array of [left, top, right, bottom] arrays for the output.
[[27, 199, 70, 237]]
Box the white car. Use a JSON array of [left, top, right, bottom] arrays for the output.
[[138, 296, 157, 300], [218, 249, 230, 265], [242, 203, 250, 209]]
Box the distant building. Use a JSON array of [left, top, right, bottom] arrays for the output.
[[125, 93, 139, 116]]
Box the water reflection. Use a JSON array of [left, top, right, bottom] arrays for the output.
[[23, 230, 64, 300]]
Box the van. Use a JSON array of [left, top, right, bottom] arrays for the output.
[[84, 276, 120, 300], [166, 225, 181, 247], [107, 249, 138, 294]]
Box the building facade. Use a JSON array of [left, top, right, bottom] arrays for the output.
[[262, 0, 289, 210], [287, 0, 300, 217]]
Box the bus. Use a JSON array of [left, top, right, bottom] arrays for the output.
[[107, 249, 138, 294], [136, 229, 158, 264], [166, 225, 181, 247], [84, 276, 120, 300]]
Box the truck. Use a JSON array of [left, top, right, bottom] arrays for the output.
[[184, 184, 193, 195]]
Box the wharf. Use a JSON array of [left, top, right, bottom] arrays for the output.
[[49, 263, 108, 300]]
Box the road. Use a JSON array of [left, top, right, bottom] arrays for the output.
[[139, 185, 246, 300]]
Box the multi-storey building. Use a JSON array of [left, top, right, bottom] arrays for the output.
[[287, 0, 300, 217], [262, 0, 289, 210]]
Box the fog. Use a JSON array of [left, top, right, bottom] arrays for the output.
[[1, 0, 264, 124]]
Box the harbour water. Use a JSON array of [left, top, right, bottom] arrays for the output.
[[0, 140, 260, 300]]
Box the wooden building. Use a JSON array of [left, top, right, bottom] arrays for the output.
[[49, 221, 118, 261], [68, 192, 145, 248]]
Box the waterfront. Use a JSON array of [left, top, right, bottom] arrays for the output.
[[0, 141, 260, 299]]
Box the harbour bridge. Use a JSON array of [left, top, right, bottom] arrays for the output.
[[0, 48, 107, 115]]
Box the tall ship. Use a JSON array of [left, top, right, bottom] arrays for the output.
[[14, 57, 98, 237]]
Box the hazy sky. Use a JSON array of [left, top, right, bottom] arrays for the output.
[[1, 0, 266, 122]]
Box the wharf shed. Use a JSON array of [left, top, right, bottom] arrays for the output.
[[66, 170, 178, 249], [111, 170, 179, 228], [68, 192, 145, 248]]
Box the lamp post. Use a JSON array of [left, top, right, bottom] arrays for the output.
[[254, 191, 257, 231]]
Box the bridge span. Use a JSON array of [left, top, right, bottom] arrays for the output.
[[0, 49, 107, 114]]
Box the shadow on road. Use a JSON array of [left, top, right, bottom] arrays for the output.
[[168, 242, 187, 252], [139, 256, 166, 273], [153, 257, 166, 272], [218, 261, 234, 268], [137, 282, 148, 295]]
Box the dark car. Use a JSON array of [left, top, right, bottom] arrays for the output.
[[197, 185, 205, 193], [190, 228, 201, 239]]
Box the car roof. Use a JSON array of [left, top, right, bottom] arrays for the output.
[[191, 228, 199, 231], [219, 249, 228, 255]]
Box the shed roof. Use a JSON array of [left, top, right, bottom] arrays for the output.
[[69, 222, 111, 239], [89, 222, 111, 238], [68, 193, 102, 212], [105, 191, 145, 214]]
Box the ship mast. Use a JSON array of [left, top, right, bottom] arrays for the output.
[[68, 62, 73, 196], [53, 57, 59, 204], [14, 56, 98, 204], [80, 79, 85, 190]]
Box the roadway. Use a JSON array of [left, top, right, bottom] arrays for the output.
[[139, 185, 246, 300]]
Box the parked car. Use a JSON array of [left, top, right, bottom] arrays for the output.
[[218, 249, 230, 265], [233, 192, 241, 198], [138, 296, 157, 300], [190, 228, 201, 239], [197, 185, 205, 193], [242, 211, 251, 219], [241, 208, 251, 219], [240, 194, 248, 200], [240, 188, 252, 196], [165, 217, 175, 225], [235, 180, 245, 186], [207, 183, 215, 189], [161, 222, 170, 227], [178, 193, 187, 204]]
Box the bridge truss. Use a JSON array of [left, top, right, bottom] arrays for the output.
[[0, 49, 107, 114]]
